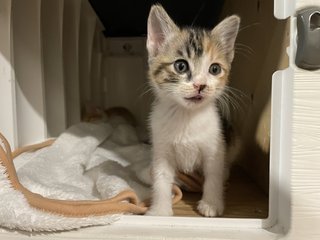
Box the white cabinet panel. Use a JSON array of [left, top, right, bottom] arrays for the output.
[[63, 0, 81, 126], [41, 0, 66, 137], [0, 0, 16, 148], [12, 0, 46, 146]]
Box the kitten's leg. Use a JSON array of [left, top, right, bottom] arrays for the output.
[[146, 147, 175, 216], [198, 144, 225, 217]]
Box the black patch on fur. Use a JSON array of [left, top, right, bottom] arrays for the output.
[[221, 117, 233, 145], [162, 71, 179, 83], [187, 29, 204, 58], [163, 77, 179, 83], [185, 45, 191, 58], [153, 62, 171, 77], [176, 50, 184, 57], [217, 107, 234, 146], [186, 71, 192, 81]]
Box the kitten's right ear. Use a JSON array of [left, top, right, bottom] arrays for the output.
[[147, 4, 178, 57]]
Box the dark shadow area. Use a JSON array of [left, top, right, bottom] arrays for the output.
[[89, 0, 225, 37]]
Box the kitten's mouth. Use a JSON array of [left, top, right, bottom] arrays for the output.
[[184, 94, 204, 103]]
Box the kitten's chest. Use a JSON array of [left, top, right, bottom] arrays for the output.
[[173, 137, 202, 173], [152, 103, 219, 143], [152, 104, 220, 172], [171, 122, 206, 173]]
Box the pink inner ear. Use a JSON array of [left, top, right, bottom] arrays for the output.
[[147, 12, 166, 55], [147, 34, 157, 55], [150, 33, 165, 49], [147, 5, 179, 56]]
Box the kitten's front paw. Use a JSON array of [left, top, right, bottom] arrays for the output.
[[197, 200, 224, 217], [145, 207, 173, 216]]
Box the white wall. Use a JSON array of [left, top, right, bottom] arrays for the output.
[[0, 0, 17, 147], [63, 0, 82, 127], [102, 37, 151, 130], [0, 0, 104, 146], [41, 0, 66, 137], [12, 0, 46, 146]]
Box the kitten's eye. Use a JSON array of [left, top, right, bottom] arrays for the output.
[[174, 59, 189, 74], [209, 63, 222, 75]]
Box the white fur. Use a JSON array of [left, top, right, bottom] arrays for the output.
[[147, 99, 226, 217]]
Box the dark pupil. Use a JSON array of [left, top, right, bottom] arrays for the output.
[[178, 63, 186, 71], [210, 64, 221, 75], [212, 65, 218, 72], [174, 60, 188, 73]]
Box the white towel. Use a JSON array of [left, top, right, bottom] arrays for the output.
[[0, 119, 152, 232]]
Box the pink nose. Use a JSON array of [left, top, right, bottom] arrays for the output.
[[193, 83, 207, 92]]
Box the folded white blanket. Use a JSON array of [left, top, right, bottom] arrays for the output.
[[0, 120, 152, 231]]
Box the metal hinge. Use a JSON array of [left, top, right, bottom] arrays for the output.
[[295, 7, 320, 70]]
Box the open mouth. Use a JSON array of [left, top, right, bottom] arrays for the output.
[[184, 94, 204, 103]]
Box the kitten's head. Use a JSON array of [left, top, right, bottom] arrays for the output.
[[147, 4, 240, 109]]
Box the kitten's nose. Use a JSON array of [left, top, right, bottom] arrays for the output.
[[193, 83, 207, 92]]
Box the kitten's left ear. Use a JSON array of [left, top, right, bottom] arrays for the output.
[[211, 15, 240, 63], [147, 4, 178, 57]]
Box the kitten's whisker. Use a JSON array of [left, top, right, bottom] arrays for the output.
[[217, 86, 249, 116], [139, 87, 153, 98], [216, 95, 231, 121], [222, 93, 238, 111], [224, 86, 250, 99], [223, 90, 247, 109], [238, 22, 260, 33], [191, 2, 206, 27], [234, 48, 253, 59], [222, 91, 246, 105], [223, 93, 247, 115], [235, 47, 253, 55], [137, 82, 151, 93], [138, 81, 154, 98], [234, 45, 254, 60], [236, 43, 254, 54], [234, 49, 252, 60]]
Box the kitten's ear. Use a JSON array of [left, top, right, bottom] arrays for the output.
[[211, 15, 240, 63], [147, 4, 178, 57]]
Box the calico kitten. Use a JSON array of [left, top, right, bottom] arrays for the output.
[[146, 4, 240, 217]]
